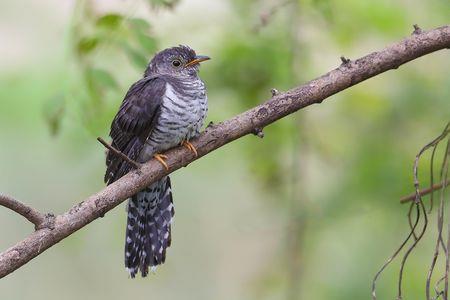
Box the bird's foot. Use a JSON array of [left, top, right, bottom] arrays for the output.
[[181, 140, 198, 157], [153, 153, 169, 170]]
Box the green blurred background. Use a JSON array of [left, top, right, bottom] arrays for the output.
[[0, 0, 449, 299]]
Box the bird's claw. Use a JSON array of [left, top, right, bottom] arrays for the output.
[[153, 153, 169, 170], [181, 140, 198, 157]]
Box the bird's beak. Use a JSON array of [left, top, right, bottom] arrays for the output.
[[185, 55, 210, 67]]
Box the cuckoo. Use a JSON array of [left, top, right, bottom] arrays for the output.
[[104, 45, 209, 277]]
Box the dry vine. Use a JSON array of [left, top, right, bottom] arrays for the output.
[[372, 122, 450, 299]]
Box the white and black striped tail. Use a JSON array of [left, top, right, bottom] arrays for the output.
[[125, 176, 174, 278]]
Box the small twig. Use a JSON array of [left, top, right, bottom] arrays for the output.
[[97, 137, 141, 169], [271, 88, 280, 97], [252, 0, 292, 33], [252, 127, 265, 138], [340, 56, 351, 65], [407, 201, 419, 241], [413, 24, 423, 35], [400, 180, 450, 203], [205, 121, 216, 132], [372, 200, 422, 300], [0, 194, 46, 230]]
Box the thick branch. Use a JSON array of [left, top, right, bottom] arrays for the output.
[[1, 25, 449, 278], [0, 194, 46, 230]]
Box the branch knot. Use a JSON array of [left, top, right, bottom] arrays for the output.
[[35, 213, 56, 230], [340, 56, 351, 65], [412, 24, 423, 35]]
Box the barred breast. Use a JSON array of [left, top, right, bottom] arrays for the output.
[[138, 77, 207, 162]]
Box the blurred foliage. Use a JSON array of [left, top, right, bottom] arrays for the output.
[[209, 31, 297, 192], [44, 0, 179, 136], [147, 0, 180, 8]]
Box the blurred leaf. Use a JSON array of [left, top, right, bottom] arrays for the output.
[[88, 68, 119, 90], [77, 36, 99, 55], [311, 0, 335, 22], [96, 13, 123, 30], [129, 18, 151, 31], [43, 94, 66, 136], [147, 0, 179, 8], [124, 47, 149, 70], [136, 32, 157, 53]]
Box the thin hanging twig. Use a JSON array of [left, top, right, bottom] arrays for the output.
[[427, 129, 450, 300]]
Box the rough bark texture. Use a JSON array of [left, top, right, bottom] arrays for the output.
[[0, 195, 46, 230], [1, 25, 449, 278]]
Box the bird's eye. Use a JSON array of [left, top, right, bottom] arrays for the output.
[[172, 59, 181, 67]]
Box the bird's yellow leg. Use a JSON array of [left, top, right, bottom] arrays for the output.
[[181, 140, 198, 157], [153, 153, 169, 170]]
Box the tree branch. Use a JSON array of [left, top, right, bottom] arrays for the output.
[[400, 180, 450, 204], [0, 194, 46, 230], [1, 25, 449, 278]]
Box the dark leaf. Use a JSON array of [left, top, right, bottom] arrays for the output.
[[77, 36, 100, 55]]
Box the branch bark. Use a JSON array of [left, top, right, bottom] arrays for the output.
[[0, 194, 46, 230], [1, 25, 449, 278]]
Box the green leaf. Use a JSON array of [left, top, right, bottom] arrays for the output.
[[136, 33, 157, 53], [43, 94, 65, 136], [89, 68, 119, 90], [129, 18, 151, 31], [77, 36, 99, 54], [96, 13, 123, 30], [125, 47, 149, 70]]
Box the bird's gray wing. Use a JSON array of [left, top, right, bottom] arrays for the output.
[[105, 76, 166, 184]]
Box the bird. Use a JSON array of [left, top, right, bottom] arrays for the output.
[[103, 45, 210, 278]]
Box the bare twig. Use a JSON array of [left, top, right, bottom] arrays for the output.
[[271, 88, 280, 97], [372, 199, 423, 300], [97, 137, 141, 169], [0, 194, 46, 230], [252, 127, 265, 138], [253, 0, 292, 33], [340, 56, 351, 65], [428, 139, 439, 213], [408, 201, 419, 241], [413, 24, 423, 35], [400, 180, 450, 203], [1, 25, 449, 279], [441, 139, 450, 300]]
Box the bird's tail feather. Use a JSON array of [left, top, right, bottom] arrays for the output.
[[124, 176, 174, 278]]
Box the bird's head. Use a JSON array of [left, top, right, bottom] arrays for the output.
[[144, 45, 210, 78]]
